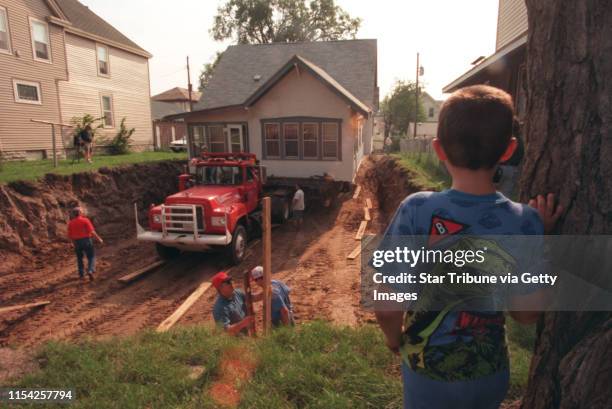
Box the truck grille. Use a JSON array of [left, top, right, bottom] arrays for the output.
[[161, 205, 205, 235]]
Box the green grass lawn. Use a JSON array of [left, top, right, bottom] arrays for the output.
[[9, 321, 534, 408], [392, 152, 451, 191], [0, 151, 187, 184]]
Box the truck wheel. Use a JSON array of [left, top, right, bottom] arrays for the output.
[[228, 225, 247, 265], [156, 243, 180, 260]]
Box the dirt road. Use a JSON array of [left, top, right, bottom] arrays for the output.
[[0, 156, 410, 348]]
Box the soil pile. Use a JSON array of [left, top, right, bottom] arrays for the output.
[[0, 161, 183, 275]]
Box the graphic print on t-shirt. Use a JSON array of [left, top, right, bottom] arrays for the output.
[[427, 215, 469, 247]]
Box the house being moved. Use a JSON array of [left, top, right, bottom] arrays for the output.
[[171, 39, 379, 182]]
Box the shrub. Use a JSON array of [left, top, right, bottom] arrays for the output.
[[108, 118, 135, 155]]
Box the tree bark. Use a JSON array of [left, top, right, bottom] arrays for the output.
[[520, 1, 612, 408]]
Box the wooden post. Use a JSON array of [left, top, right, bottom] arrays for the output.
[[51, 124, 58, 167], [262, 197, 272, 334]]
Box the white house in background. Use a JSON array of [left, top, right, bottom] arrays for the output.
[[409, 92, 443, 138], [0, 0, 152, 160], [169, 40, 379, 182]]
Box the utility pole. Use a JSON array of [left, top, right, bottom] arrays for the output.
[[413, 52, 420, 139], [186, 56, 193, 112]]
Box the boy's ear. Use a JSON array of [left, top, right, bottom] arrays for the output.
[[432, 138, 448, 161], [499, 137, 518, 163]]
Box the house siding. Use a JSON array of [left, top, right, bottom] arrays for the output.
[[0, 0, 67, 157], [185, 68, 364, 182], [58, 33, 152, 150], [496, 0, 527, 50]]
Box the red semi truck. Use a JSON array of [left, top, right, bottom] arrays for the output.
[[135, 152, 297, 264]]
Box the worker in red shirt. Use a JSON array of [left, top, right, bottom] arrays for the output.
[[67, 207, 103, 280]]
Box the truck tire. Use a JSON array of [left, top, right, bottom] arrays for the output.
[[271, 197, 290, 224], [228, 225, 247, 265], [156, 243, 180, 260]]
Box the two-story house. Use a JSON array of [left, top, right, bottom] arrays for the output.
[[0, 0, 152, 160], [443, 0, 528, 120]]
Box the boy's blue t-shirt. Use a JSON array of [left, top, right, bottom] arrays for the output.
[[384, 189, 543, 382]]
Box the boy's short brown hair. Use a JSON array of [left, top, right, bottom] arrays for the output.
[[437, 85, 515, 170]]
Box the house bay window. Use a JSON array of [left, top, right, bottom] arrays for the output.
[[189, 124, 248, 155], [283, 123, 299, 158], [302, 123, 318, 159], [264, 123, 281, 158], [322, 122, 339, 160], [262, 118, 341, 161], [209, 125, 225, 152]]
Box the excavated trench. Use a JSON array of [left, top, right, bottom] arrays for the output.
[[0, 155, 422, 350]]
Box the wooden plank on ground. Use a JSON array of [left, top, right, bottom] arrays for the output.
[[352, 185, 361, 199], [366, 198, 373, 209], [364, 206, 371, 221], [347, 235, 375, 260], [0, 301, 50, 315], [156, 281, 212, 332], [118, 260, 165, 283], [355, 220, 368, 240]]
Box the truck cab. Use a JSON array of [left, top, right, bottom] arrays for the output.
[[135, 152, 287, 264]]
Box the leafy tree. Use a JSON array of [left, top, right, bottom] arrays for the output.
[[211, 0, 361, 44], [198, 52, 223, 91], [381, 80, 426, 137]]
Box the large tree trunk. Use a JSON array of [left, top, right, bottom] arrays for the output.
[[520, 1, 612, 408]]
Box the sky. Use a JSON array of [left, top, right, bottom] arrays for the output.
[[78, 0, 499, 101]]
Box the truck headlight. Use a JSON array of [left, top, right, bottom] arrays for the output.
[[153, 214, 161, 224], [211, 216, 226, 227]]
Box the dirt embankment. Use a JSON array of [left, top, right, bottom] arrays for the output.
[[0, 161, 183, 275]]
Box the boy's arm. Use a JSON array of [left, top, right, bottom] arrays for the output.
[[375, 308, 404, 354]]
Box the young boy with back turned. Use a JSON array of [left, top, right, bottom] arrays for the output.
[[375, 85, 562, 409]]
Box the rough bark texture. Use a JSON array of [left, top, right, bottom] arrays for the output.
[[520, 1, 612, 408]]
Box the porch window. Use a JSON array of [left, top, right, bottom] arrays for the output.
[[0, 7, 11, 53], [209, 125, 225, 152], [302, 123, 318, 159], [100, 94, 114, 127], [30, 18, 50, 62], [322, 122, 339, 159], [97, 44, 109, 76], [283, 123, 299, 158], [264, 123, 280, 158]]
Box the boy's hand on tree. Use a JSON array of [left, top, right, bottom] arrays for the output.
[[529, 193, 563, 233]]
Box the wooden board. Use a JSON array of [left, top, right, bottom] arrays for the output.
[[355, 220, 368, 240], [347, 235, 375, 260], [156, 281, 212, 332], [118, 261, 165, 283], [364, 206, 371, 221], [352, 185, 361, 199], [366, 198, 373, 209], [0, 301, 50, 315]]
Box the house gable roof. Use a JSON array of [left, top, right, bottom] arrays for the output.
[[152, 87, 202, 102], [194, 39, 377, 113], [245, 55, 370, 116], [51, 0, 150, 57]]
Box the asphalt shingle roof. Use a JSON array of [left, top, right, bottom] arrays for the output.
[[54, 0, 149, 54], [151, 101, 188, 121], [152, 87, 202, 102], [194, 39, 377, 111]]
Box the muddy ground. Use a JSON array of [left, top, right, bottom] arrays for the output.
[[0, 155, 416, 351]]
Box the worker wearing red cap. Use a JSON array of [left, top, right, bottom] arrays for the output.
[[211, 271, 254, 336]]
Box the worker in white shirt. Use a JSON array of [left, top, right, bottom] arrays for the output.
[[292, 184, 305, 228]]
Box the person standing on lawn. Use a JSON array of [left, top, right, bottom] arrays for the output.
[[67, 207, 103, 280], [79, 124, 94, 163]]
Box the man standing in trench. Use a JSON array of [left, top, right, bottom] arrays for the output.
[[211, 271, 254, 336], [67, 207, 103, 281], [292, 184, 305, 229]]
